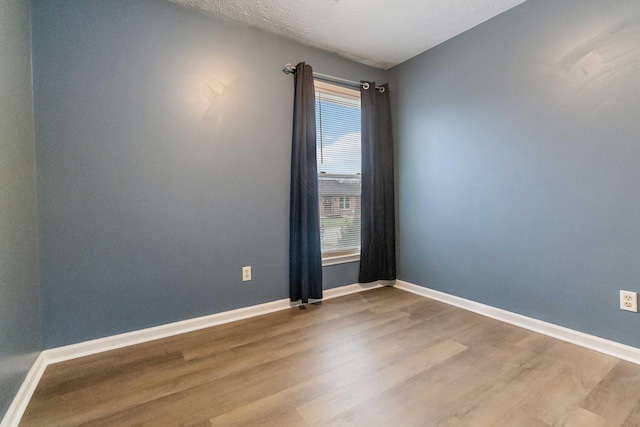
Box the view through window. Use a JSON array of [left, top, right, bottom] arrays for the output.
[[315, 80, 361, 264]]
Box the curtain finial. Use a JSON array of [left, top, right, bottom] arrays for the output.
[[283, 63, 296, 74]]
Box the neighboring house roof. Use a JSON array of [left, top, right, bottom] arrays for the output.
[[319, 178, 361, 197]]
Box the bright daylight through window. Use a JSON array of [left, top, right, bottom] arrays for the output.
[[315, 81, 361, 265]]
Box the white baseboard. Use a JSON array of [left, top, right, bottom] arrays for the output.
[[395, 280, 640, 365], [322, 281, 386, 300], [44, 298, 293, 365], [0, 353, 46, 427], [44, 282, 385, 365]]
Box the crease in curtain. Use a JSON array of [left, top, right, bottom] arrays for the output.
[[289, 62, 323, 303], [359, 82, 397, 283]]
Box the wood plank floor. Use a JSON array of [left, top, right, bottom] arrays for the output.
[[20, 287, 640, 426]]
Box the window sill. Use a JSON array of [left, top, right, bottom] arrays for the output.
[[322, 252, 360, 267]]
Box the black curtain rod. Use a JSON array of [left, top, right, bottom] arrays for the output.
[[283, 63, 385, 93]]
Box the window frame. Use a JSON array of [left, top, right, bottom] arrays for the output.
[[314, 80, 362, 267]]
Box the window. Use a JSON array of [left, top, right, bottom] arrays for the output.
[[339, 197, 351, 209], [315, 80, 361, 266]]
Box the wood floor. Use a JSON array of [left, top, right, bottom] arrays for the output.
[[20, 287, 640, 426]]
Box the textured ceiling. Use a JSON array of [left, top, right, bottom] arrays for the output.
[[168, 0, 528, 69]]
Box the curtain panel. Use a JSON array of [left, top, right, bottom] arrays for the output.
[[359, 83, 397, 283], [289, 62, 323, 302]]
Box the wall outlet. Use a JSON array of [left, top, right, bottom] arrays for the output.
[[242, 266, 251, 282], [620, 290, 637, 313]]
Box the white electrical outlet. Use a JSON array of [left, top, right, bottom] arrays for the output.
[[242, 266, 251, 282], [620, 290, 637, 313]]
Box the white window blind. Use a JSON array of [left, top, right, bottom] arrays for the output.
[[315, 80, 361, 263]]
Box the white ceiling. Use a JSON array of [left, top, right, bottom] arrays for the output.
[[169, 0, 528, 69]]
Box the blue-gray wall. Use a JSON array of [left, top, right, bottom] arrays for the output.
[[390, 0, 640, 347], [0, 0, 41, 418], [31, 0, 385, 348]]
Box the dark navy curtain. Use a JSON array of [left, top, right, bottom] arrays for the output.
[[359, 83, 396, 283], [289, 62, 323, 302]]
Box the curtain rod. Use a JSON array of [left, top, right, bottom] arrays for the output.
[[283, 63, 385, 93]]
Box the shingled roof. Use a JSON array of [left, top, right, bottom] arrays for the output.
[[318, 178, 361, 197]]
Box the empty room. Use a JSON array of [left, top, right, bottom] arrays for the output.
[[2, 0, 640, 425]]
